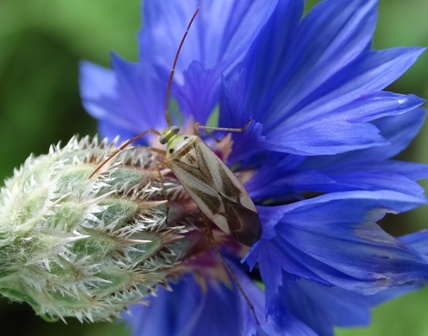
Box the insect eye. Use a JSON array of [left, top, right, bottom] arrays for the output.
[[184, 136, 189, 140], [169, 148, 174, 154]]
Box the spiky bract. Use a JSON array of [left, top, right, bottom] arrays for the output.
[[0, 136, 194, 322]]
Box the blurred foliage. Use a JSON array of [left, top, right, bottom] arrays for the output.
[[0, 0, 428, 335], [0, 0, 141, 184]]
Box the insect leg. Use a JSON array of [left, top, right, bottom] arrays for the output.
[[194, 123, 222, 143], [89, 129, 162, 179], [201, 216, 260, 325], [154, 161, 171, 225], [193, 118, 253, 142]]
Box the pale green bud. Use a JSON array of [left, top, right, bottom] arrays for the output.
[[0, 136, 196, 322]]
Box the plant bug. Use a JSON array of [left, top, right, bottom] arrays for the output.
[[90, 7, 262, 248]]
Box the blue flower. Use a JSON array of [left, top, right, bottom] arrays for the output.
[[80, 0, 428, 335]]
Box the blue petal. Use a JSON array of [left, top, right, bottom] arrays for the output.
[[245, 148, 428, 203], [219, 0, 304, 128], [262, 307, 318, 336], [260, 48, 425, 155], [266, 121, 387, 155], [79, 61, 118, 121], [80, 55, 167, 144], [125, 275, 245, 336], [281, 0, 377, 96], [246, 192, 428, 295], [140, 0, 278, 74], [140, 0, 278, 124], [272, 273, 423, 336], [124, 260, 275, 336], [266, 48, 425, 134], [262, 0, 378, 123], [247, 167, 336, 202], [259, 93, 425, 154], [399, 230, 428, 255], [369, 107, 427, 158], [110, 53, 166, 133], [221, 0, 425, 157], [366, 161, 428, 181], [276, 277, 373, 336], [299, 159, 428, 186], [304, 107, 427, 170], [173, 61, 223, 124], [344, 92, 424, 122], [250, 168, 426, 202], [281, 92, 424, 128], [321, 170, 426, 199], [98, 119, 139, 144], [242, 108, 427, 202], [224, 120, 271, 164]]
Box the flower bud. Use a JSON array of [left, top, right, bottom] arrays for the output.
[[0, 136, 195, 322]]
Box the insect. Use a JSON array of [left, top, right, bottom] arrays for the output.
[[90, 7, 262, 248]]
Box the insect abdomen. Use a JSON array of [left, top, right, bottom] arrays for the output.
[[220, 194, 262, 246], [170, 139, 262, 246]]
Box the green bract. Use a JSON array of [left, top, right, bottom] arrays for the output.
[[0, 136, 194, 322]]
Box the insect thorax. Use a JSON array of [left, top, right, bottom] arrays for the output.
[[166, 134, 198, 163]]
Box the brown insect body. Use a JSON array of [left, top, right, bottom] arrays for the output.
[[160, 126, 262, 247]]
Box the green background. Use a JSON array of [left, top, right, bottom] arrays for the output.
[[0, 0, 427, 335]]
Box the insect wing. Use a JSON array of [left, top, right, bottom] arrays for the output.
[[219, 193, 262, 247], [170, 138, 261, 246]]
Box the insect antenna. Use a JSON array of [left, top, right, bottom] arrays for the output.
[[164, 7, 200, 127], [89, 8, 200, 179], [88, 129, 162, 179]]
